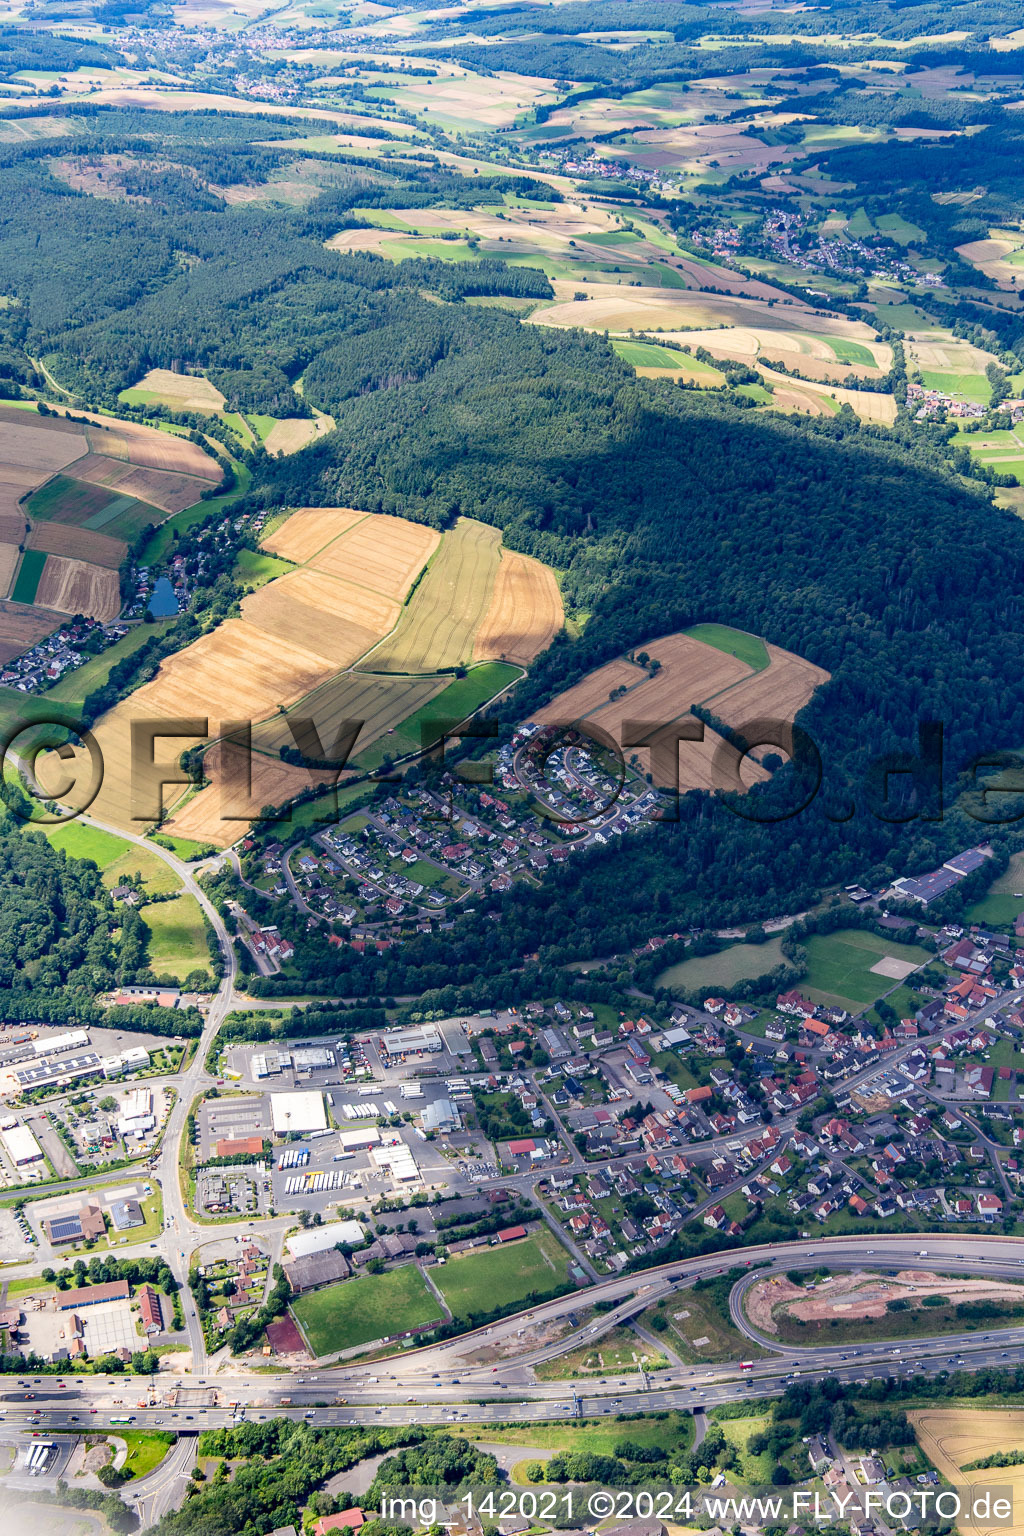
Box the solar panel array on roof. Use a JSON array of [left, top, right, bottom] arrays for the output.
[[47, 1215, 84, 1243]]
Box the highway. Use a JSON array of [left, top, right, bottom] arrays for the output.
[[4, 1231, 1024, 1519]]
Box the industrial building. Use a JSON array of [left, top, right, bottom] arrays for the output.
[[0, 1121, 43, 1166], [56, 1279, 130, 1310], [287, 1216, 366, 1265], [13, 1051, 102, 1090], [252, 1051, 290, 1078], [421, 1098, 459, 1135], [292, 1047, 333, 1072], [271, 1090, 328, 1136], [286, 1219, 365, 1259], [378, 1025, 443, 1057], [371, 1143, 419, 1182], [338, 1125, 381, 1153], [32, 1030, 89, 1057]]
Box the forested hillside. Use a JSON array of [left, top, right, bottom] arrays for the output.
[[3, 100, 1023, 980]]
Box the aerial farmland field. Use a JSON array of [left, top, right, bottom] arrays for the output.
[[361, 517, 502, 673]]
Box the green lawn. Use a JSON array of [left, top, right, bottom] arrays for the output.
[[435, 1230, 572, 1319], [651, 1050, 699, 1090], [291, 1262, 441, 1354], [362, 662, 521, 765], [802, 927, 932, 1014], [11, 548, 47, 604], [656, 935, 786, 992], [965, 892, 1024, 926], [142, 892, 209, 980], [459, 1412, 693, 1458], [846, 207, 874, 237], [117, 1429, 175, 1477], [684, 622, 769, 671], [612, 339, 695, 369], [874, 212, 927, 244], [41, 820, 131, 867], [812, 334, 877, 367], [233, 547, 295, 589], [919, 370, 991, 405], [41, 822, 180, 896]]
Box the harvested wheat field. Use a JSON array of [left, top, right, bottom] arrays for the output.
[[311, 513, 440, 599], [122, 368, 226, 413], [538, 630, 827, 794], [241, 568, 400, 667], [474, 551, 563, 667], [162, 739, 334, 849], [139, 619, 330, 721], [361, 517, 501, 673], [710, 641, 829, 736], [65, 453, 141, 492], [0, 465, 49, 499], [264, 415, 336, 456], [254, 670, 446, 761], [64, 453, 212, 515], [103, 466, 213, 515], [0, 600, 60, 663], [79, 415, 222, 479], [0, 542, 20, 597], [0, 514, 28, 547], [34, 556, 121, 621], [0, 418, 87, 474], [261, 506, 367, 564], [757, 366, 898, 424], [27, 522, 126, 568], [83, 620, 340, 829], [0, 404, 84, 439], [910, 1409, 1024, 1536]]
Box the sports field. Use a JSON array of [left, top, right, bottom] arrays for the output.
[[434, 1230, 571, 1320], [801, 927, 932, 1014], [291, 1262, 442, 1355]]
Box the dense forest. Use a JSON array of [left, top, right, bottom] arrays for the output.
[[0, 799, 208, 1022]]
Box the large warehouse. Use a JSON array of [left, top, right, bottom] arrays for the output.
[[378, 1025, 443, 1056], [286, 1220, 366, 1260], [270, 1090, 328, 1136], [0, 1122, 43, 1166]]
